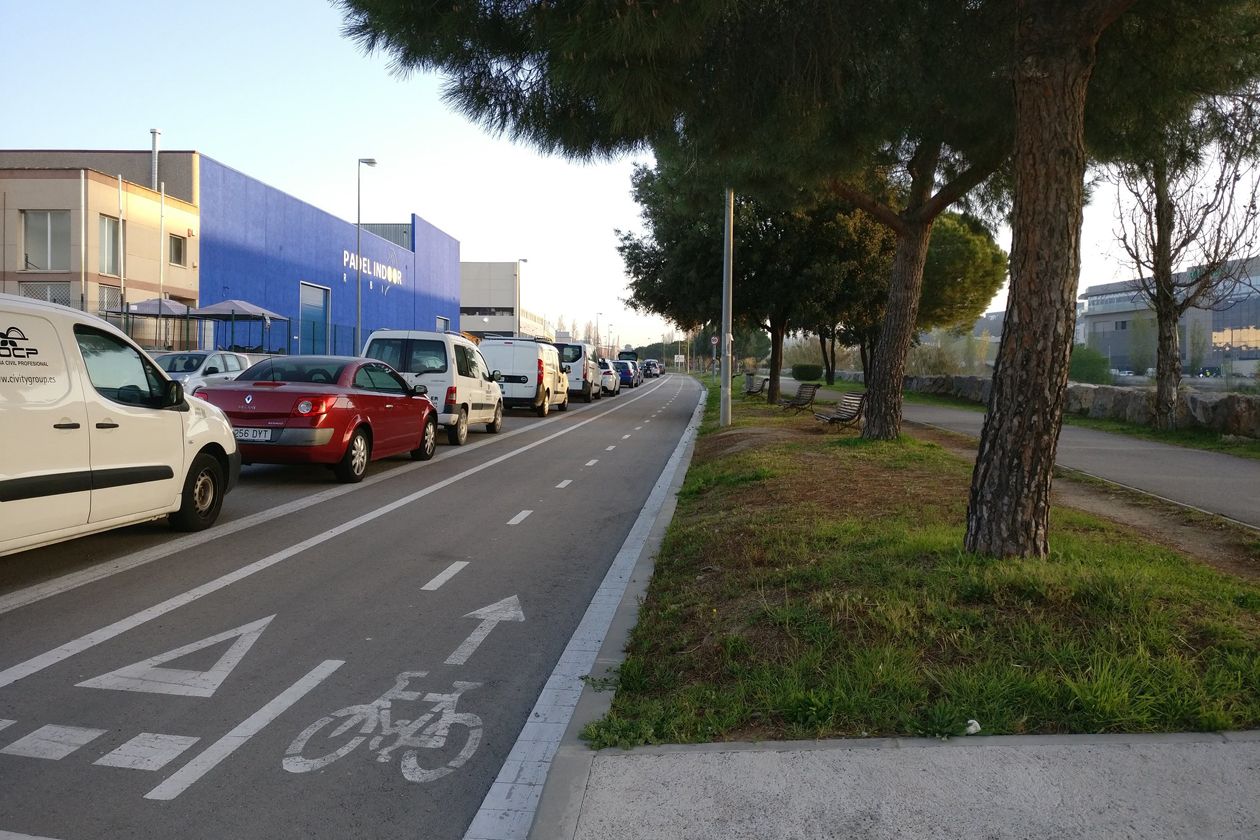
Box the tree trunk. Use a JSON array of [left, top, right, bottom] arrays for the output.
[[767, 319, 785, 403], [1151, 156, 1181, 430], [861, 220, 934, 439], [859, 341, 870, 383], [965, 3, 1112, 558], [819, 331, 834, 384], [828, 333, 837, 385]]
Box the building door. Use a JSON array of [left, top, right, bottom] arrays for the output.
[[299, 282, 329, 355]]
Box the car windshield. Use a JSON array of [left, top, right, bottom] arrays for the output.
[[155, 353, 206, 373], [237, 358, 348, 384]]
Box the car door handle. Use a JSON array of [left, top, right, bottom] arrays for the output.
[[95, 421, 120, 429], [53, 422, 81, 429]]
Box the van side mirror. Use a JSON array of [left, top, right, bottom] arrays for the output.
[[492, 370, 503, 382], [411, 384, 428, 396], [164, 380, 186, 409], [561, 364, 571, 374]]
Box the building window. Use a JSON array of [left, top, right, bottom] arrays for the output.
[[98, 284, 122, 317], [459, 306, 515, 317], [1115, 320, 1128, 330], [169, 234, 187, 267], [299, 282, 330, 355], [18, 281, 73, 307], [22, 210, 71, 271], [436, 316, 451, 332], [100, 215, 125, 276]]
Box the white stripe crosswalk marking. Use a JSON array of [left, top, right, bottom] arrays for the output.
[[94, 733, 200, 771], [0, 724, 106, 760]]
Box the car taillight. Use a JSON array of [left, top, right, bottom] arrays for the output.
[[293, 397, 330, 416], [537, 358, 544, 386], [444, 386, 458, 412]]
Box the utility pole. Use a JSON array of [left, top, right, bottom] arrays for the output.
[[720, 188, 734, 426]]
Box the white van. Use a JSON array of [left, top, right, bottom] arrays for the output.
[[478, 337, 569, 417], [0, 293, 241, 557], [362, 329, 503, 445], [552, 341, 602, 403]]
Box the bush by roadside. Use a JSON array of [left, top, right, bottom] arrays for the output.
[[583, 392, 1260, 748]]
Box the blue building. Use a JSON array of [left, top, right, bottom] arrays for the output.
[[0, 147, 460, 356]]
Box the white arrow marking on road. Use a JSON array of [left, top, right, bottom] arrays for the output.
[[77, 616, 274, 698], [445, 596, 526, 665]]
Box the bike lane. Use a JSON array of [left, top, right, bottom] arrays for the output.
[[0, 376, 699, 840]]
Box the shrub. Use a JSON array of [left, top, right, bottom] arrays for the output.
[[1070, 344, 1113, 384], [791, 363, 823, 381]]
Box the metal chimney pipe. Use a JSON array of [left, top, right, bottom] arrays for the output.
[[150, 129, 161, 189]]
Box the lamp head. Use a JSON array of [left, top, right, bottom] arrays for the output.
[[359, 158, 378, 167]]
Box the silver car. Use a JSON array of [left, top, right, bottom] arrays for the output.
[[154, 351, 253, 396]]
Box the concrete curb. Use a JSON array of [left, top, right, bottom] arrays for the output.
[[527, 385, 706, 840]]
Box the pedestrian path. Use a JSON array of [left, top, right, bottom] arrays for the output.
[[786, 379, 1260, 530]]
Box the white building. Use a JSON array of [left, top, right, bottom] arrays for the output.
[[459, 261, 553, 340]]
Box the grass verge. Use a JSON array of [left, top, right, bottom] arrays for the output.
[[583, 390, 1260, 748]]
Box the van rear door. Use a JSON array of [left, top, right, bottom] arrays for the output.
[[0, 310, 91, 545]]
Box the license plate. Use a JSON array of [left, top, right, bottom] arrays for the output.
[[233, 428, 273, 442]]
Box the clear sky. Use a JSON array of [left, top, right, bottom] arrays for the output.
[[3, 1, 1135, 342]]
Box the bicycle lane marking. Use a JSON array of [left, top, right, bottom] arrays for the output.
[[0, 384, 625, 618], [0, 378, 675, 690], [463, 378, 701, 840]]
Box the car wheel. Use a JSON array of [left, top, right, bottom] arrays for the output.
[[412, 414, 438, 461], [169, 452, 225, 532], [447, 407, 469, 445], [486, 401, 503, 434], [583, 383, 593, 403], [536, 392, 550, 417], [334, 428, 371, 483], [558, 393, 569, 412], [594, 385, 602, 400]]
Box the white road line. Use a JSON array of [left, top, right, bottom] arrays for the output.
[[463, 382, 705, 840], [420, 561, 470, 591], [0, 382, 657, 618], [635, 426, 642, 430], [555, 480, 572, 489], [145, 659, 342, 801], [94, 732, 200, 771], [506, 510, 533, 526], [0, 830, 64, 840], [0, 381, 671, 690], [585, 459, 598, 467], [605, 445, 616, 451], [0, 724, 106, 760], [0, 720, 12, 734], [622, 434, 631, 439]]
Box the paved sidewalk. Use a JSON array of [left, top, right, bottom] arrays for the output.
[[784, 378, 1260, 530]]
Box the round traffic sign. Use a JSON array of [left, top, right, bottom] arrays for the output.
[[710, 335, 719, 346]]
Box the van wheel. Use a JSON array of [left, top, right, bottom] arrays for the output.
[[558, 394, 569, 411], [486, 402, 503, 434], [170, 453, 225, 532], [536, 393, 550, 418], [334, 429, 371, 483], [583, 383, 593, 403], [447, 408, 469, 445], [412, 415, 438, 461]]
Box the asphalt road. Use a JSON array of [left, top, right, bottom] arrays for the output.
[[0, 373, 701, 840]]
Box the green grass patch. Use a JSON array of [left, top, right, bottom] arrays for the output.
[[582, 388, 1260, 749]]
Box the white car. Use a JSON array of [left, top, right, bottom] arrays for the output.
[[362, 329, 503, 445], [154, 350, 253, 397], [0, 293, 240, 557], [479, 337, 569, 416], [598, 358, 620, 396]]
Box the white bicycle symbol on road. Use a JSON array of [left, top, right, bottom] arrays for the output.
[[283, 671, 482, 783]]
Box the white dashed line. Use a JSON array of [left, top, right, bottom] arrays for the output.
[[421, 561, 470, 591], [556, 480, 572, 489], [605, 445, 616, 451], [506, 510, 533, 526], [635, 426, 642, 430], [622, 434, 631, 440], [585, 460, 599, 467]]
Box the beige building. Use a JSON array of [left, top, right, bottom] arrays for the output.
[[1, 165, 199, 347], [459, 260, 553, 340]]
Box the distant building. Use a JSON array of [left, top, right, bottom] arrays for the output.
[[459, 261, 554, 340], [1078, 258, 1260, 375], [971, 310, 1005, 340]]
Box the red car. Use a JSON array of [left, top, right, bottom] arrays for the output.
[[200, 355, 438, 483]]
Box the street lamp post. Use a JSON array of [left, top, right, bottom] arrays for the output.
[[355, 157, 377, 354], [596, 312, 603, 357]]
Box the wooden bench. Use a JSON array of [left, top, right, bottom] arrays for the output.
[[778, 382, 819, 413], [743, 377, 768, 397], [815, 390, 866, 430]]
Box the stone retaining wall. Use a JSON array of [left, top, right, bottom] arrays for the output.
[[833, 372, 1260, 439]]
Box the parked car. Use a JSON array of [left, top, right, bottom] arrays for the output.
[[643, 359, 662, 378], [199, 356, 437, 483], [362, 329, 503, 445], [613, 359, 640, 389], [598, 358, 621, 396], [479, 337, 569, 416], [554, 341, 602, 402], [629, 360, 644, 386], [154, 350, 254, 397], [0, 293, 241, 556]]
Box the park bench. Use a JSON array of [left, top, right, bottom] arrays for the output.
[[814, 390, 866, 430], [743, 377, 768, 397], [778, 382, 819, 413]]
